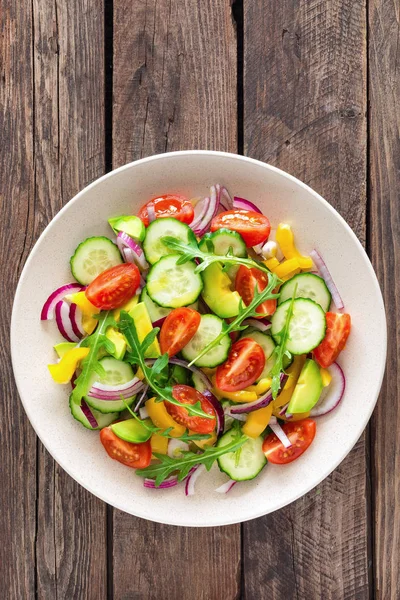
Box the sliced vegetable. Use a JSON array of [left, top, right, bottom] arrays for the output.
[[217, 428, 267, 481], [111, 418, 152, 443], [211, 209, 271, 247], [201, 262, 241, 318], [310, 249, 344, 310], [108, 215, 145, 242], [138, 194, 194, 228], [116, 232, 149, 271], [85, 357, 138, 413], [229, 373, 286, 414], [201, 390, 224, 436], [313, 312, 351, 368], [235, 266, 277, 317], [181, 314, 231, 368], [268, 416, 292, 448], [160, 308, 201, 357], [262, 418, 316, 464], [215, 479, 237, 493], [165, 385, 216, 434], [85, 263, 140, 310], [145, 397, 185, 437], [41, 283, 85, 320], [199, 228, 247, 258], [271, 298, 326, 355], [143, 218, 196, 265], [69, 396, 118, 430], [215, 338, 266, 392], [100, 427, 152, 468], [70, 236, 122, 285], [287, 359, 323, 414], [129, 302, 161, 358], [185, 464, 206, 496], [242, 404, 273, 438], [278, 273, 331, 312], [275, 223, 313, 269], [55, 300, 81, 343], [233, 196, 262, 213], [310, 362, 345, 417], [146, 255, 203, 308], [48, 347, 90, 384]]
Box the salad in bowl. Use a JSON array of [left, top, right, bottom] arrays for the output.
[[42, 185, 351, 495]]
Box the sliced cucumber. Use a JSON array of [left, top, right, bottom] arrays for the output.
[[146, 255, 203, 308], [181, 314, 231, 368], [278, 273, 332, 311], [140, 287, 198, 322], [199, 228, 247, 258], [217, 428, 267, 481], [271, 298, 326, 355], [69, 396, 118, 430], [191, 371, 209, 393], [85, 357, 136, 413], [70, 236, 122, 285], [108, 215, 145, 242], [143, 218, 196, 265]]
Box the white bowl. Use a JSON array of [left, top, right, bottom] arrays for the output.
[[11, 151, 386, 527]]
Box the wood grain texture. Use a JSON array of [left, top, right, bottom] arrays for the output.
[[369, 0, 400, 598], [243, 1, 370, 598], [0, 2, 37, 598], [32, 1, 107, 598], [112, 1, 239, 599]]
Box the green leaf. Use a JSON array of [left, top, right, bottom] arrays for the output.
[[71, 311, 117, 405], [136, 432, 247, 485], [141, 328, 160, 356]]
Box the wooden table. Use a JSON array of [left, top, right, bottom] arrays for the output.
[[1, 1, 398, 598]]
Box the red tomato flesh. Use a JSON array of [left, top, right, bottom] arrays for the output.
[[138, 194, 194, 227], [215, 338, 265, 392], [86, 263, 140, 310], [211, 209, 271, 247], [165, 384, 216, 434], [235, 265, 277, 317], [262, 419, 316, 464], [160, 308, 201, 357], [313, 312, 351, 368], [100, 427, 152, 468]]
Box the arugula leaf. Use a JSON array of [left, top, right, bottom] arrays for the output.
[[118, 311, 214, 420], [136, 431, 247, 486], [71, 311, 117, 405], [186, 273, 280, 367], [162, 235, 274, 277], [269, 284, 298, 398]]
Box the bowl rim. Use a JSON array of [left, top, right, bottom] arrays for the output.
[[11, 150, 387, 526]]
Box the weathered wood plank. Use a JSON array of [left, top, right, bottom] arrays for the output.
[[369, 0, 400, 597], [112, 1, 239, 598], [32, 1, 108, 598], [242, 1, 369, 598], [0, 1, 37, 597]]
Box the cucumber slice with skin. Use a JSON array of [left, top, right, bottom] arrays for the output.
[[69, 395, 118, 430], [140, 287, 198, 322], [241, 328, 292, 379], [70, 236, 122, 285], [143, 218, 196, 265], [181, 313, 231, 367], [111, 418, 152, 443], [217, 428, 267, 481], [108, 215, 145, 242], [199, 228, 247, 258], [146, 255, 203, 308], [85, 357, 136, 413], [271, 298, 326, 355], [278, 273, 332, 312]]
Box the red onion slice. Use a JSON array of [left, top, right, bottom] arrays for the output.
[[219, 186, 233, 210], [139, 407, 149, 419], [269, 416, 292, 448], [117, 231, 149, 272], [167, 358, 213, 391], [41, 283, 85, 321], [144, 476, 179, 489], [310, 249, 344, 310], [185, 464, 206, 496], [88, 377, 144, 401], [69, 303, 85, 339], [147, 202, 156, 223], [310, 362, 345, 417], [233, 196, 262, 213], [152, 316, 167, 328], [194, 185, 220, 236], [223, 407, 247, 422], [190, 196, 211, 231], [55, 300, 81, 343], [168, 439, 189, 458], [230, 373, 287, 414], [80, 400, 98, 429], [201, 390, 224, 436], [215, 479, 237, 493], [134, 384, 149, 412], [242, 318, 271, 332]]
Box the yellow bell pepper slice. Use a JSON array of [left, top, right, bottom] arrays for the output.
[[48, 347, 90, 384], [113, 294, 139, 321], [150, 433, 169, 455], [145, 397, 185, 437], [264, 257, 280, 271], [242, 404, 273, 438], [274, 258, 301, 279], [276, 224, 313, 270], [246, 378, 272, 395], [273, 355, 306, 410], [129, 302, 160, 357], [212, 377, 258, 403], [320, 368, 332, 387], [65, 291, 100, 334], [192, 430, 217, 449]]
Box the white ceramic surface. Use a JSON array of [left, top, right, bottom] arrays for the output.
[[11, 151, 386, 527]]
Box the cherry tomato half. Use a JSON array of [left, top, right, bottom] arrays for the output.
[[235, 265, 277, 317], [138, 194, 194, 227], [100, 427, 152, 468], [211, 209, 271, 247], [215, 338, 265, 392], [313, 312, 351, 368], [85, 263, 140, 310], [160, 308, 201, 357], [262, 418, 316, 464], [165, 384, 216, 434]]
